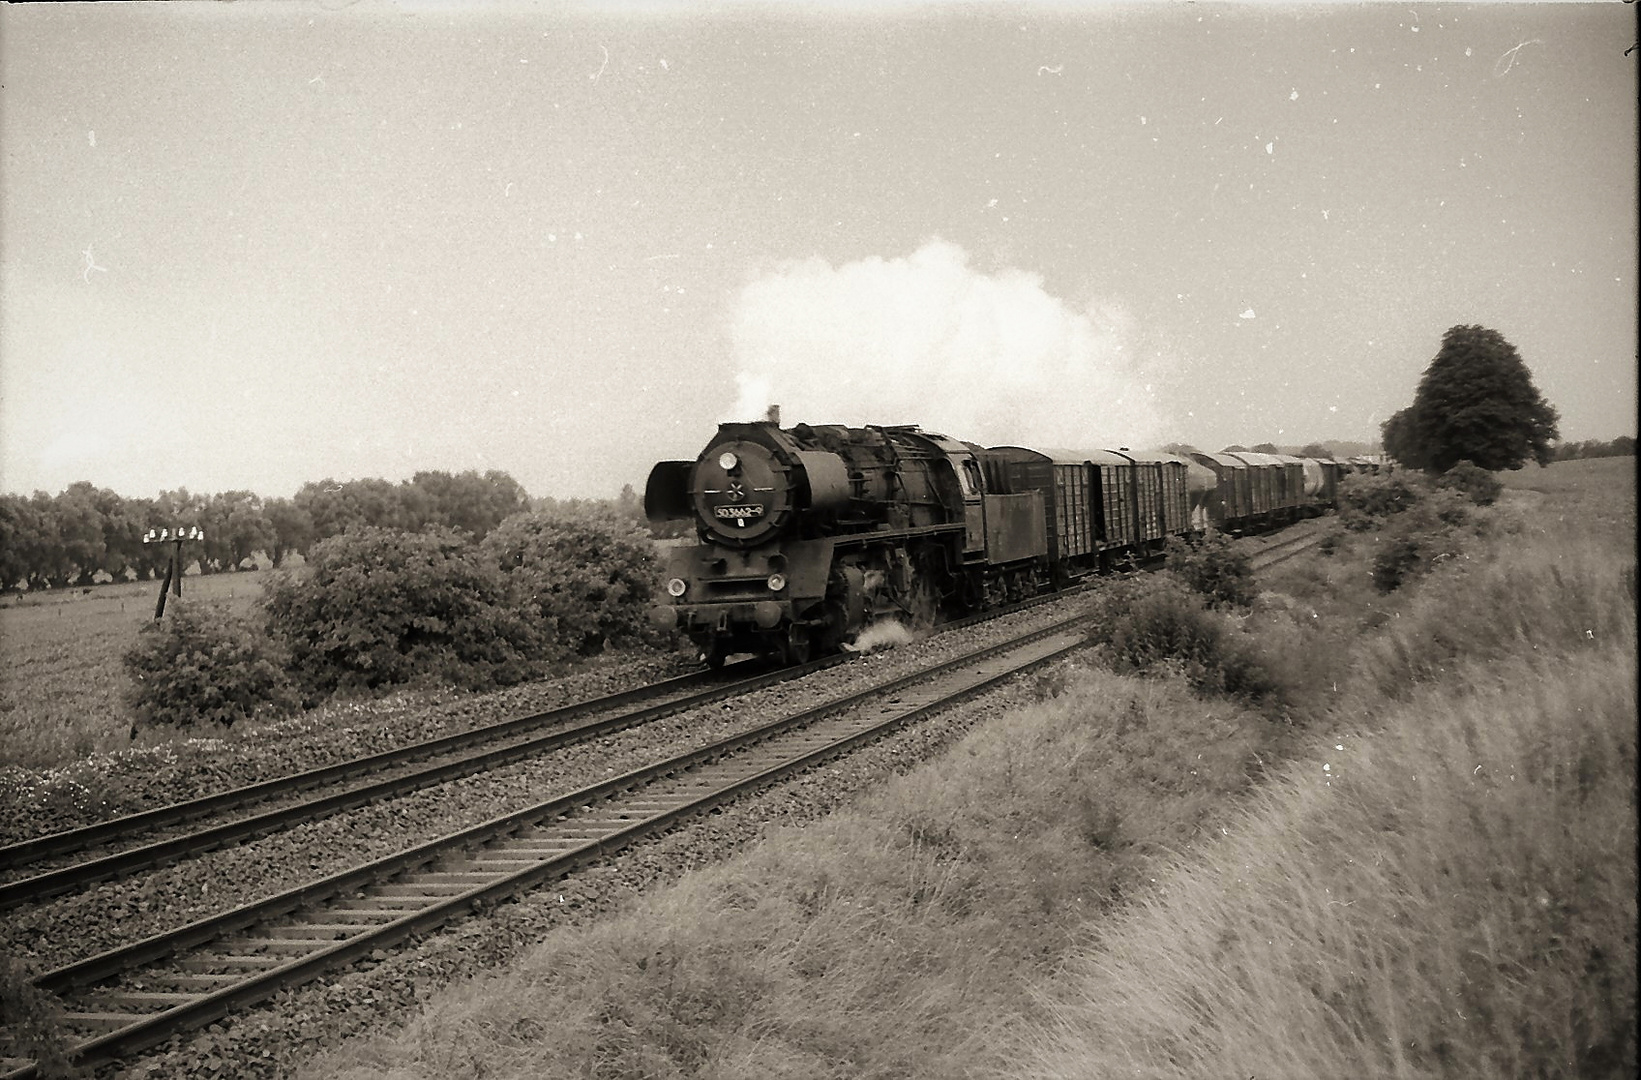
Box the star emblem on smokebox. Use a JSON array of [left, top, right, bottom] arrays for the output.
[[726, 480, 746, 503]]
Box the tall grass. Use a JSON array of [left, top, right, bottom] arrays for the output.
[[247, 461, 1640, 1078], [1353, 538, 1635, 700], [306, 670, 1282, 1080], [1017, 644, 1636, 1080], [1016, 479, 1637, 1080]]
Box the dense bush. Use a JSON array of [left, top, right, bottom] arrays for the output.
[[481, 509, 665, 657], [1085, 577, 1278, 702], [122, 598, 298, 729], [1163, 529, 1255, 608], [263, 527, 543, 697], [1370, 490, 1471, 593], [1370, 534, 1426, 594], [1437, 459, 1503, 506], [1337, 471, 1424, 531]]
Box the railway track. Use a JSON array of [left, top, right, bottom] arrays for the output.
[[0, 590, 1082, 911], [0, 660, 833, 909], [1, 612, 1089, 1079], [1246, 519, 1328, 573]]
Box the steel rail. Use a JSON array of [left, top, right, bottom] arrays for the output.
[[8, 614, 1090, 1079], [1248, 528, 1326, 572], [0, 666, 748, 872], [2, 585, 1084, 906], [0, 658, 854, 909]]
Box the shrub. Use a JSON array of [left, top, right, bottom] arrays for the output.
[[1437, 459, 1504, 506], [1370, 534, 1425, 593], [1370, 491, 1471, 593], [481, 508, 666, 657], [1086, 577, 1278, 702], [1337, 471, 1424, 531], [1, 956, 69, 1077], [1164, 529, 1255, 608], [263, 526, 543, 697], [122, 597, 297, 729]]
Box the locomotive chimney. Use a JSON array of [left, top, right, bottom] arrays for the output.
[[765, 404, 781, 426]]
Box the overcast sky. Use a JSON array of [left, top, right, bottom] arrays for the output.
[[2, 1, 1635, 501]]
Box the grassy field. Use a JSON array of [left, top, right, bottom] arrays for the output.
[[301, 457, 1635, 1079], [0, 572, 267, 769]]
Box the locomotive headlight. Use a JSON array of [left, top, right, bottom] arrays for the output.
[[717, 450, 739, 471], [766, 573, 786, 592], [666, 578, 688, 598]]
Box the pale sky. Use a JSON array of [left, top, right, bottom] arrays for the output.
[[2, 1, 1635, 501]]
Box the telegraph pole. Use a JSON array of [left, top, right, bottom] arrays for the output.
[[141, 526, 204, 620]]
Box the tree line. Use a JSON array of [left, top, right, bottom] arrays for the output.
[[1550, 436, 1635, 462], [0, 470, 650, 593]]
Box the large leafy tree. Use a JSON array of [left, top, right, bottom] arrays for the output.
[[407, 469, 527, 539], [264, 497, 314, 566], [200, 491, 276, 571], [1383, 325, 1560, 472]]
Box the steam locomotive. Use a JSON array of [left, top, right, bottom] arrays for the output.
[[644, 416, 1351, 666]]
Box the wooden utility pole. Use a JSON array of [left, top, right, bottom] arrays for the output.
[[141, 526, 204, 620]]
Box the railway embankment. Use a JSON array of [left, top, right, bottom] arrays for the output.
[[291, 459, 1632, 1080]]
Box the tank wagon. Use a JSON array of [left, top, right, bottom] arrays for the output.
[[647, 418, 1346, 665]]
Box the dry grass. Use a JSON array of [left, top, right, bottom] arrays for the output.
[[0, 573, 266, 769], [1014, 462, 1636, 1080], [1016, 646, 1636, 1080], [305, 668, 1283, 1080], [296, 459, 1635, 1080]]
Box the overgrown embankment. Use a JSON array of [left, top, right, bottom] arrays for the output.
[[265, 462, 1641, 1078], [1019, 550, 1636, 1080]]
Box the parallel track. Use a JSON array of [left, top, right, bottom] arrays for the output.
[[0, 660, 829, 908], [1, 613, 1089, 1079], [2, 590, 1085, 909]]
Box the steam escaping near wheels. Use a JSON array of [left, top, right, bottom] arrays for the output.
[[841, 619, 918, 655]]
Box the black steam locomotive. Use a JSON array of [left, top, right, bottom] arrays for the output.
[[645, 416, 1349, 666]]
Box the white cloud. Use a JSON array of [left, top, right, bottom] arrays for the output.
[[724, 240, 1170, 449]]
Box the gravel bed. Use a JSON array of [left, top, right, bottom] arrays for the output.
[[3, 593, 1091, 975], [101, 660, 1064, 1080], [0, 651, 699, 847]]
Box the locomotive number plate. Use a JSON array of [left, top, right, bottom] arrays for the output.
[[714, 504, 765, 520]]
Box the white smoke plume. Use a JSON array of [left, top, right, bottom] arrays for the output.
[[725, 239, 1172, 450], [840, 618, 918, 655]]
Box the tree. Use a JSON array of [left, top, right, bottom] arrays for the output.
[[92, 486, 145, 582], [264, 497, 314, 566], [407, 469, 527, 539], [1298, 443, 1333, 459], [1383, 325, 1560, 472], [200, 491, 275, 571], [1249, 442, 1281, 454], [1219, 444, 1249, 453], [55, 483, 107, 586], [0, 496, 30, 591], [294, 477, 408, 542]]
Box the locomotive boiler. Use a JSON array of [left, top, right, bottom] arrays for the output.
[[644, 417, 1047, 666]]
